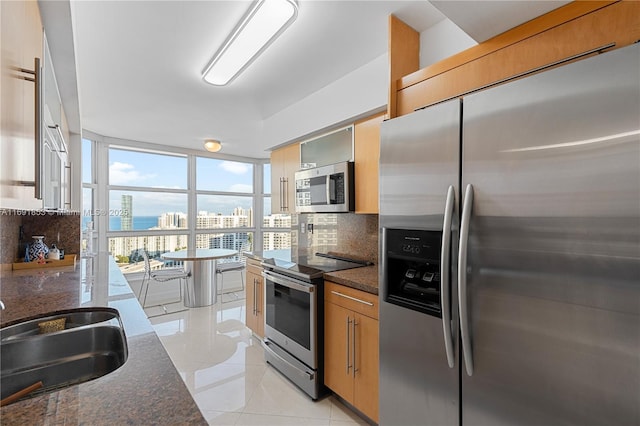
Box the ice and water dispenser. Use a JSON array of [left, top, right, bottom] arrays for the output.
[[384, 229, 443, 317]]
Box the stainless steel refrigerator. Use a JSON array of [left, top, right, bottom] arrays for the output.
[[379, 43, 640, 425]]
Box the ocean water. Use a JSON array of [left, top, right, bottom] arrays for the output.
[[83, 216, 159, 231]]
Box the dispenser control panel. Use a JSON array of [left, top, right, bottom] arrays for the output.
[[384, 228, 443, 317]]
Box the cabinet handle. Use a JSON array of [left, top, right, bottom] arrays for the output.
[[280, 177, 284, 211], [253, 278, 261, 315], [282, 177, 289, 211], [330, 290, 374, 306], [352, 318, 358, 378], [64, 163, 72, 208], [346, 316, 352, 375], [18, 58, 43, 199], [253, 278, 258, 316]]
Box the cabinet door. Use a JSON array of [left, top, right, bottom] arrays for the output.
[[245, 270, 259, 333], [324, 301, 354, 402], [270, 143, 299, 214], [254, 273, 264, 338], [1, 0, 43, 210], [354, 313, 379, 423], [281, 143, 299, 213], [270, 148, 285, 214], [354, 112, 384, 214]]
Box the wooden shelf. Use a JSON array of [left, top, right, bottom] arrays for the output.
[[12, 255, 77, 270]]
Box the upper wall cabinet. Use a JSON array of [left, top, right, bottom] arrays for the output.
[[0, 0, 44, 210], [392, 1, 640, 116], [0, 0, 73, 212], [300, 127, 353, 169], [354, 112, 385, 214], [270, 143, 300, 214], [42, 35, 71, 211]]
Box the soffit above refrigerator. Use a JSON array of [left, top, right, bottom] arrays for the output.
[[430, 0, 571, 43]]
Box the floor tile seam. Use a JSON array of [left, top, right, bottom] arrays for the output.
[[200, 410, 242, 426], [237, 409, 334, 421], [233, 365, 270, 416]]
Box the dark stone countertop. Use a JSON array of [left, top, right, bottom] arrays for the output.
[[245, 249, 378, 295], [0, 253, 206, 425], [323, 264, 379, 295]]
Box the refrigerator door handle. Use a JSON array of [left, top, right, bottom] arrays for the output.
[[441, 185, 456, 368], [458, 183, 474, 376]]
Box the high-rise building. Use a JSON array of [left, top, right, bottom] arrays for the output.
[[121, 195, 132, 230], [158, 212, 187, 228]]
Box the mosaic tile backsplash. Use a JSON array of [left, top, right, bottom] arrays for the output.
[[0, 213, 81, 265]]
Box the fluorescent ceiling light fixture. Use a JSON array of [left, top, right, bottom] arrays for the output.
[[202, 0, 298, 86], [204, 139, 222, 152]]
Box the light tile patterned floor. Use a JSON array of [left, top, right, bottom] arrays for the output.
[[149, 291, 369, 426]]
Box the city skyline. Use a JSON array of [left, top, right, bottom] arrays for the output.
[[108, 206, 291, 270]]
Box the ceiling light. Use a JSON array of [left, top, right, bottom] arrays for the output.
[[202, 0, 298, 86], [204, 139, 222, 152]]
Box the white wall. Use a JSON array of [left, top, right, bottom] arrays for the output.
[[259, 54, 388, 153], [259, 19, 476, 154], [420, 19, 477, 69]]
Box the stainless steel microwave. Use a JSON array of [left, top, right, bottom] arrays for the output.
[[294, 161, 354, 213]]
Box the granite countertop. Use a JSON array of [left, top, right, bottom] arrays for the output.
[[0, 253, 206, 425], [323, 264, 379, 295]]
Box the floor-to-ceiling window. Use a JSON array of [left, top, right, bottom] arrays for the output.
[[106, 147, 189, 270], [82, 136, 290, 275], [195, 157, 254, 261]]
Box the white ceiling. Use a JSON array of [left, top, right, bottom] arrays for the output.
[[60, 0, 568, 159]]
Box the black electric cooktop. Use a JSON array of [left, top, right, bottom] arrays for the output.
[[262, 253, 371, 281]]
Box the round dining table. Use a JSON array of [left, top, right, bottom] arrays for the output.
[[161, 248, 237, 307]]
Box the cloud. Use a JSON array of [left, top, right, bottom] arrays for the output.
[[220, 161, 251, 175], [228, 183, 253, 193], [109, 162, 156, 185]]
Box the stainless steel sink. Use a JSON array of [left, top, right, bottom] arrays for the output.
[[1, 307, 121, 341], [0, 308, 128, 402]]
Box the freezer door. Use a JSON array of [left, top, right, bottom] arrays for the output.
[[379, 99, 460, 425], [380, 100, 461, 231], [460, 44, 640, 425]]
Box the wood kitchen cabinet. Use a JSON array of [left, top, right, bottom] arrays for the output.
[[270, 143, 299, 214], [324, 281, 379, 423], [394, 1, 640, 116], [245, 257, 264, 338], [354, 112, 385, 214]]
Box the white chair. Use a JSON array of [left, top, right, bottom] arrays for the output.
[[139, 249, 191, 314], [216, 244, 248, 301]]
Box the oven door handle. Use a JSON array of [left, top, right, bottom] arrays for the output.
[[262, 271, 314, 293]]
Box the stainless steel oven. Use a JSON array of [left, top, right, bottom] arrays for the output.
[[262, 269, 323, 399], [261, 254, 370, 400]]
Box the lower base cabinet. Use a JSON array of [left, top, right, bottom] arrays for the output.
[[324, 281, 379, 423], [245, 258, 264, 338]]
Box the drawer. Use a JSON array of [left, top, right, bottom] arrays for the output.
[[246, 257, 263, 275], [325, 281, 378, 320]]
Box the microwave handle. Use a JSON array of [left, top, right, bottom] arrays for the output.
[[326, 176, 331, 204]]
